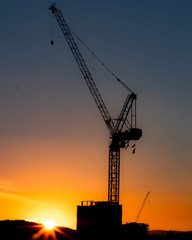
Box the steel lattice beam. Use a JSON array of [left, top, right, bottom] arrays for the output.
[[108, 149, 120, 204]]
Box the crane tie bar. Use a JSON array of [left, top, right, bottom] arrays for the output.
[[69, 27, 134, 94]]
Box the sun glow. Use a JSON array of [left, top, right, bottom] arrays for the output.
[[32, 219, 67, 240], [42, 220, 56, 230]]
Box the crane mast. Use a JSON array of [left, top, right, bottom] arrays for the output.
[[49, 5, 142, 204]]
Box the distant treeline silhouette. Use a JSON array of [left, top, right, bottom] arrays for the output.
[[0, 220, 191, 240], [0, 220, 76, 240]]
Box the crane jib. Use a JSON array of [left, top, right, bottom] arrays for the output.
[[49, 5, 114, 135]]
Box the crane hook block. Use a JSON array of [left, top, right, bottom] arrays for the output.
[[51, 40, 54, 45]]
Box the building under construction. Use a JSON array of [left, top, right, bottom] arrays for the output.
[[77, 201, 122, 230]]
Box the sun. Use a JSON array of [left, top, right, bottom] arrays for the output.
[[42, 220, 56, 230], [32, 219, 66, 240]]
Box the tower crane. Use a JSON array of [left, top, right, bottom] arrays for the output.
[[135, 191, 150, 223], [49, 5, 142, 205]]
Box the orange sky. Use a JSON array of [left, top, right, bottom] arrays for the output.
[[0, 137, 192, 231]]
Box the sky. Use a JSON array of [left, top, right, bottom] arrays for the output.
[[0, 0, 192, 231]]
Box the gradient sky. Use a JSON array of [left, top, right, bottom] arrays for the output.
[[0, 0, 192, 231]]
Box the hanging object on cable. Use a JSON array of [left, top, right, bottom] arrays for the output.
[[50, 9, 55, 45], [131, 143, 136, 154]]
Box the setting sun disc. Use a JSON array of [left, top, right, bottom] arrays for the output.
[[42, 220, 56, 230]]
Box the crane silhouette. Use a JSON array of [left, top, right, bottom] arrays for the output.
[[136, 191, 150, 223], [49, 5, 142, 205]]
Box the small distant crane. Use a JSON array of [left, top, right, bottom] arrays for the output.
[[49, 5, 142, 205], [135, 191, 150, 223]]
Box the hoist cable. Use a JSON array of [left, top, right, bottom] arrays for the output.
[[69, 27, 134, 93]]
